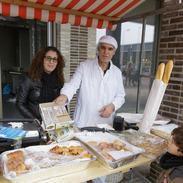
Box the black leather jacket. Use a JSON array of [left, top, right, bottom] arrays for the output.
[[16, 74, 62, 120]]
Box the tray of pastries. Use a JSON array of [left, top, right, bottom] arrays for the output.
[[75, 132, 144, 169], [0, 140, 95, 182], [117, 129, 167, 159]]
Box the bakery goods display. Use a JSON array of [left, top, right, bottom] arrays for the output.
[[6, 150, 27, 175], [50, 145, 84, 155], [0, 140, 95, 180], [49, 144, 92, 158], [0, 128, 166, 181], [118, 129, 167, 159], [75, 132, 144, 168]]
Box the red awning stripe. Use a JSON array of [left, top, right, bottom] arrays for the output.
[[103, 0, 126, 16], [51, 0, 64, 7], [19, 5, 27, 19], [97, 19, 104, 29], [108, 0, 131, 16], [107, 22, 115, 30], [62, 13, 69, 24], [86, 17, 93, 27], [65, 0, 80, 9], [114, 0, 141, 17], [78, 0, 95, 11], [83, 0, 105, 13], [48, 10, 56, 21], [96, 0, 118, 15], [0, 3, 119, 30], [0, 0, 145, 30], [74, 15, 82, 26], [2, 2, 10, 16], [91, 0, 112, 14], [34, 8, 42, 20], [57, 0, 71, 8], [36, 0, 46, 4]]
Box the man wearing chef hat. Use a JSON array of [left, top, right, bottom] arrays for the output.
[[55, 35, 125, 128]]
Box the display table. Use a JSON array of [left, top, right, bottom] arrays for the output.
[[0, 155, 151, 183]]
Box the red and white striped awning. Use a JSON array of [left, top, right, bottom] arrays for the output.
[[0, 0, 145, 30]]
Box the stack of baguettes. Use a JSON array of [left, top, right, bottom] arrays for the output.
[[139, 60, 173, 133], [155, 60, 173, 84]]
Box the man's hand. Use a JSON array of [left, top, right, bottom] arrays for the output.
[[99, 103, 115, 118], [54, 94, 68, 106]]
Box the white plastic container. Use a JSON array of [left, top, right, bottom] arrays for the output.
[[0, 140, 95, 183]]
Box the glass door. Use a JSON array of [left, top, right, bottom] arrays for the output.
[[119, 15, 157, 113], [138, 16, 156, 113]]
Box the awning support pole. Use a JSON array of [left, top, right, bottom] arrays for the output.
[[47, 22, 52, 46]]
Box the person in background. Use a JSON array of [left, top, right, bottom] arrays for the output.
[[156, 126, 183, 183], [125, 61, 134, 87], [16, 46, 65, 121], [55, 35, 125, 128]]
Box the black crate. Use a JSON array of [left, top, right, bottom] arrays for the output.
[[0, 119, 46, 153]]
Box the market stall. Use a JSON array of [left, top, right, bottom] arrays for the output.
[[0, 60, 174, 182], [0, 125, 167, 183], [0, 1, 176, 183]]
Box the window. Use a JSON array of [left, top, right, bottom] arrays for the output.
[[119, 15, 157, 113]]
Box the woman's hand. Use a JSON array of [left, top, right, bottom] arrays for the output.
[[54, 94, 68, 106], [99, 103, 115, 118]]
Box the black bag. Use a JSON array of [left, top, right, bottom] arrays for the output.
[[0, 118, 47, 153]]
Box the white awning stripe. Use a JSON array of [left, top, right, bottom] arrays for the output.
[[72, 0, 87, 10], [97, 0, 119, 15], [84, 0, 106, 13], [10, 4, 18, 17], [108, 0, 132, 17], [27, 7, 34, 20], [0, 0, 145, 30]]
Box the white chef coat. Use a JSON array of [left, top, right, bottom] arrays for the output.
[[61, 58, 125, 128]]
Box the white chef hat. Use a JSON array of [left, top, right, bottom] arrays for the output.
[[98, 35, 118, 49]]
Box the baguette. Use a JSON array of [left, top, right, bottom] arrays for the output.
[[155, 63, 165, 80], [162, 60, 173, 84]]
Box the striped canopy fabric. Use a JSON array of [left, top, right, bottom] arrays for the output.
[[0, 0, 145, 30]]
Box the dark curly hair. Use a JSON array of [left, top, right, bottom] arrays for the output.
[[171, 126, 183, 154], [28, 46, 65, 84]]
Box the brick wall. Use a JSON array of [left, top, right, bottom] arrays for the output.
[[88, 27, 97, 60], [57, 24, 96, 118], [57, 24, 71, 82], [158, 0, 183, 124]]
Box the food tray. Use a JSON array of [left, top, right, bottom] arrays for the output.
[[0, 140, 95, 182], [151, 123, 178, 139], [116, 129, 167, 159], [75, 132, 144, 169]]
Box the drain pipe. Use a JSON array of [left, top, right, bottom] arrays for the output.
[[47, 22, 57, 46], [47, 22, 52, 46]]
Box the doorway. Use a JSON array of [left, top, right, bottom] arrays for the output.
[[120, 15, 158, 113], [0, 18, 47, 118], [0, 25, 30, 118]]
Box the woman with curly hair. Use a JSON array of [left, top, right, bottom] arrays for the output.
[[16, 46, 65, 120]]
